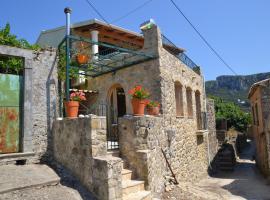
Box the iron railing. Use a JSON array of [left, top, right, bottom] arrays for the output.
[[162, 34, 198, 69]]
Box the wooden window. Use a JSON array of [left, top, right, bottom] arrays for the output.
[[174, 82, 184, 116], [195, 90, 202, 129], [186, 87, 193, 117], [252, 106, 256, 125], [255, 103, 259, 126]]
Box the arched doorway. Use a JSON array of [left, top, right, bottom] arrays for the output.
[[107, 84, 126, 150]]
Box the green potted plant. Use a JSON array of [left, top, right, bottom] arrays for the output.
[[128, 85, 150, 116], [146, 101, 160, 116], [65, 91, 86, 118]]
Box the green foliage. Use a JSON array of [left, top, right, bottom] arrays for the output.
[[0, 23, 40, 74], [209, 95, 251, 132], [0, 23, 40, 50]]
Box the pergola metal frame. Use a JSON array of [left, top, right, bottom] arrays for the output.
[[58, 34, 156, 101]]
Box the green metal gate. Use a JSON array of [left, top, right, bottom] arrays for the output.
[[0, 73, 23, 154]]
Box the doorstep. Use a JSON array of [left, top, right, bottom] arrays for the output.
[[0, 152, 35, 161]]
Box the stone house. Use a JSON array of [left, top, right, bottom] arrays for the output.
[[37, 18, 218, 199], [248, 78, 270, 177]]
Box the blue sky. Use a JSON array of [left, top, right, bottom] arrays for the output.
[[1, 0, 269, 80]]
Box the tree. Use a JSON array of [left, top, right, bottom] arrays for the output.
[[0, 23, 40, 74], [209, 96, 251, 132]]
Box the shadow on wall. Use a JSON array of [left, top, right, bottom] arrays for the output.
[[39, 54, 58, 164]]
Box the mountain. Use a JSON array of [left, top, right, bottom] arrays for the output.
[[205, 72, 270, 111]]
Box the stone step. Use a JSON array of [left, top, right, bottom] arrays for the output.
[[123, 191, 151, 200], [0, 152, 35, 164], [107, 150, 120, 157], [121, 160, 129, 169], [219, 166, 234, 171], [0, 164, 60, 194], [122, 180, 145, 196], [122, 169, 133, 181], [217, 161, 234, 166]]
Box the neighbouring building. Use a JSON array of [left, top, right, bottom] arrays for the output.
[[37, 17, 219, 200], [0, 45, 58, 164], [248, 78, 270, 177]]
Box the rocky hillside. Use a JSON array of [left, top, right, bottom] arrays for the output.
[[205, 72, 270, 111]]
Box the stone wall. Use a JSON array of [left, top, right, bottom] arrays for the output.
[[249, 84, 270, 177], [119, 114, 211, 197], [157, 28, 209, 183], [206, 99, 218, 163], [261, 86, 270, 177], [0, 45, 58, 164], [119, 116, 166, 196], [53, 117, 122, 200]]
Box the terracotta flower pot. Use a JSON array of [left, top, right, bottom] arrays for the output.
[[147, 106, 160, 116], [65, 101, 79, 118], [77, 54, 89, 65], [131, 98, 146, 116]]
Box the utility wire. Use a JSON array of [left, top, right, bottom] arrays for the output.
[[84, 0, 110, 25], [169, 0, 237, 75], [111, 0, 154, 23]]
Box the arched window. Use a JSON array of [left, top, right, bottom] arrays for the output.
[[195, 90, 202, 130], [186, 87, 193, 117], [174, 82, 184, 116]]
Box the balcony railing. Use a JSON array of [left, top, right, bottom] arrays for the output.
[[162, 34, 198, 70]]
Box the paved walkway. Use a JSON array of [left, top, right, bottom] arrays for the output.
[[0, 164, 96, 200], [163, 140, 270, 200], [197, 140, 270, 200]]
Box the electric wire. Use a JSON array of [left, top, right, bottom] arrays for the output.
[[169, 0, 237, 75], [84, 0, 110, 24], [111, 0, 154, 23]]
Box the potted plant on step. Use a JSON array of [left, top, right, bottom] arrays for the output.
[[129, 85, 150, 116], [76, 42, 89, 65], [65, 91, 86, 118], [146, 101, 160, 116]]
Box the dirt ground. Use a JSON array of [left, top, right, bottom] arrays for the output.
[[162, 140, 270, 200]]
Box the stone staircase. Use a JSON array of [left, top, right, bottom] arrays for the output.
[[108, 151, 151, 200], [216, 144, 236, 171]]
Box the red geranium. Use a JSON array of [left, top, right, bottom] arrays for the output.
[[70, 91, 86, 101], [128, 85, 150, 99]]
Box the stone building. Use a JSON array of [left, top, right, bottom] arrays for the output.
[[248, 78, 270, 177], [37, 18, 218, 199], [0, 45, 58, 164]]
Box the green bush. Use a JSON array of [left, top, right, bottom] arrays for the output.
[[209, 95, 251, 132]]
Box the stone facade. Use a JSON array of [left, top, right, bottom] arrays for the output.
[[84, 23, 217, 197], [248, 79, 270, 177], [52, 117, 122, 200], [0, 45, 58, 164]]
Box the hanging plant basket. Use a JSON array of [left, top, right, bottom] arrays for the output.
[[76, 54, 89, 65]]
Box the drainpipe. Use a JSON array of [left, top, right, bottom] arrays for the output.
[[64, 7, 72, 101], [202, 69, 212, 168], [91, 30, 99, 61]]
